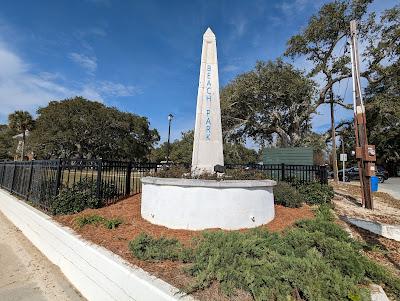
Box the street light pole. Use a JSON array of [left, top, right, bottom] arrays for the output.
[[166, 114, 174, 164]]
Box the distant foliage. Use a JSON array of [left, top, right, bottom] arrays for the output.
[[51, 179, 117, 215], [154, 165, 270, 180], [129, 205, 400, 300], [273, 182, 303, 208]]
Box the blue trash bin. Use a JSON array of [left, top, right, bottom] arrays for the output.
[[370, 176, 379, 192]]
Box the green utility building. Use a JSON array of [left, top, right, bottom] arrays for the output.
[[263, 147, 314, 165]]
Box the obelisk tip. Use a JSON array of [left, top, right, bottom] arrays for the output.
[[203, 27, 215, 38]]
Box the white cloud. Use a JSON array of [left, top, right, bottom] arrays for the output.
[[0, 42, 140, 123], [221, 64, 240, 73], [68, 52, 97, 73], [277, 0, 324, 18]]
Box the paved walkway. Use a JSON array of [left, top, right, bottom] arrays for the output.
[[379, 177, 400, 200], [0, 211, 84, 301]]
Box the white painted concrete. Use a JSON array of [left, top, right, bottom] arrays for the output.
[[191, 28, 224, 174], [141, 177, 276, 230], [345, 217, 400, 242], [0, 189, 194, 301], [370, 284, 390, 301]]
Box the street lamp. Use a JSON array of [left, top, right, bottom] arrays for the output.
[[166, 114, 174, 164]]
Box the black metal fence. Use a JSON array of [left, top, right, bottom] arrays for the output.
[[0, 160, 327, 213], [0, 159, 157, 212], [225, 163, 328, 184]]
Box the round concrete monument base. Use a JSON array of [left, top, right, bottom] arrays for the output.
[[140, 177, 276, 230]]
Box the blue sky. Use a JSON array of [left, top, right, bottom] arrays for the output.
[[0, 0, 397, 145]]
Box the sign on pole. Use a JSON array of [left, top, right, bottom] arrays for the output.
[[340, 154, 347, 162]]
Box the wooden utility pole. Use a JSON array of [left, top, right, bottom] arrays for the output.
[[349, 20, 376, 209], [330, 89, 339, 182]]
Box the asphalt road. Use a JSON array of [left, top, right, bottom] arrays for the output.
[[379, 177, 400, 200], [0, 211, 84, 301]]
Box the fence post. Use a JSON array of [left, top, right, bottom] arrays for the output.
[[320, 165, 328, 185], [0, 162, 4, 188], [26, 161, 34, 200], [125, 161, 132, 196], [281, 163, 285, 181], [96, 159, 102, 200], [54, 158, 62, 196], [10, 161, 17, 193]]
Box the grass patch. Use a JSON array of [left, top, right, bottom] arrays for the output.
[[128, 204, 400, 300], [75, 214, 123, 229]]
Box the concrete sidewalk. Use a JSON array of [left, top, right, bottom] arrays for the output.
[[379, 177, 400, 200], [0, 211, 84, 301]]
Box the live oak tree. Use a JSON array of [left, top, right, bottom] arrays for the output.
[[364, 6, 400, 174], [8, 111, 35, 160], [29, 97, 160, 160], [221, 59, 315, 148], [284, 0, 373, 182]]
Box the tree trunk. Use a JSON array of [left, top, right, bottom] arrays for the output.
[[21, 130, 25, 161], [330, 90, 339, 182]]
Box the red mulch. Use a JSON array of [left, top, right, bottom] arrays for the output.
[[54, 194, 314, 300]]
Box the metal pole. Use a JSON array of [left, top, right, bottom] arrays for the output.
[[166, 114, 173, 164], [342, 138, 346, 183]]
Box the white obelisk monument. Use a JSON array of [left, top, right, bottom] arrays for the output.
[[191, 28, 224, 174]]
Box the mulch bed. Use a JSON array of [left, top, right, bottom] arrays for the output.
[[55, 195, 314, 300]]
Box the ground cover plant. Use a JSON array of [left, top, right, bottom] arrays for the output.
[[74, 214, 123, 229], [128, 205, 400, 300]]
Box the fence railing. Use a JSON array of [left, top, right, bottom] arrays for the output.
[[0, 159, 158, 212], [0, 160, 327, 213], [225, 163, 328, 184]]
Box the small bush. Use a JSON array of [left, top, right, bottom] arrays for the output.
[[104, 218, 123, 229], [75, 214, 105, 228], [51, 179, 117, 215], [273, 182, 303, 208], [128, 232, 191, 261], [74, 214, 123, 229], [298, 182, 334, 205]]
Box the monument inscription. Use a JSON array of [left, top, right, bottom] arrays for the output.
[[191, 28, 224, 173]]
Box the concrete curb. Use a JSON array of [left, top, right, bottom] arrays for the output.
[[0, 189, 195, 301], [344, 216, 400, 242]]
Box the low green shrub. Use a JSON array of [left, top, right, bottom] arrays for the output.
[[273, 182, 303, 208], [51, 179, 117, 215], [298, 182, 334, 205], [74, 214, 123, 229], [75, 214, 105, 228], [128, 233, 191, 262], [128, 205, 400, 300], [104, 218, 123, 229]]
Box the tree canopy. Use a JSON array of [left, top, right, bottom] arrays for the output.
[[0, 125, 17, 160], [221, 59, 315, 147], [29, 97, 159, 161], [364, 5, 400, 172]]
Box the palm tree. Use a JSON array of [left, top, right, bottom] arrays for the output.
[[8, 111, 35, 160]]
